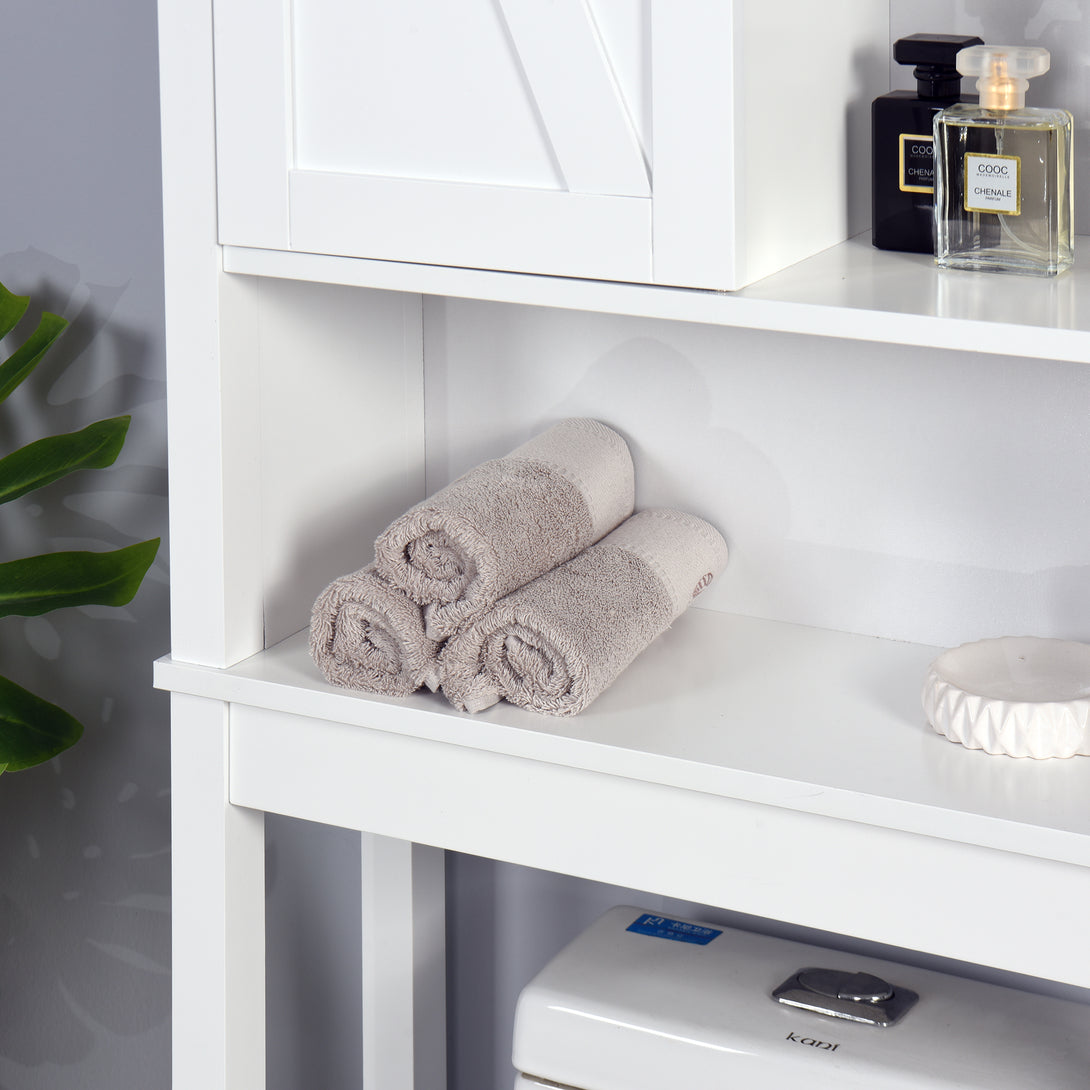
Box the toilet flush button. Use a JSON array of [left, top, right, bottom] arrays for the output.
[[797, 969, 895, 1004], [774, 967, 918, 1026]]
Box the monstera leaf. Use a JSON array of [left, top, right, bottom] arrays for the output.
[[0, 281, 159, 774]]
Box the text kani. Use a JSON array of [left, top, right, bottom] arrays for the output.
[[786, 1031, 840, 1052]]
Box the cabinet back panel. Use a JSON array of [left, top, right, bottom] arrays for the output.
[[255, 278, 426, 646], [424, 298, 1090, 650]]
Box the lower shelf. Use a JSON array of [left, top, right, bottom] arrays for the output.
[[156, 607, 1090, 986], [155, 607, 1090, 862]]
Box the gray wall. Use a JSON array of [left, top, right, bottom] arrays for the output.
[[0, 2, 171, 1088]]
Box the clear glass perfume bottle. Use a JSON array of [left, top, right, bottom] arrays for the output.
[[933, 45, 1073, 276]]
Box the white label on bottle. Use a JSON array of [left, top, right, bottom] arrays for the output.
[[963, 153, 1020, 215]]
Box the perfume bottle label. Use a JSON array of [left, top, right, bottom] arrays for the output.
[[963, 152, 1021, 214], [898, 133, 935, 193]]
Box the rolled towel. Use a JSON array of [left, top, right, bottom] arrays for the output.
[[374, 418, 635, 640], [310, 565, 442, 697], [440, 508, 728, 717]]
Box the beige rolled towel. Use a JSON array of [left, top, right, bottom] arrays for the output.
[[310, 565, 442, 698], [374, 418, 635, 641], [440, 509, 729, 717]]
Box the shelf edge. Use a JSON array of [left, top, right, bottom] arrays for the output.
[[222, 243, 1090, 364]]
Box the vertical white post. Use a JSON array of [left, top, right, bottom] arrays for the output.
[[172, 693, 266, 1090], [361, 835, 447, 1090], [159, 0, 265, 669]]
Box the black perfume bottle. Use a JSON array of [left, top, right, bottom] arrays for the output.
[[872, 33, 983, 253]]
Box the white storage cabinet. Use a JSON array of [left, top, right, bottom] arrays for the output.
[[213, 0, 886, 290], [155, 2, 1090, 1089]]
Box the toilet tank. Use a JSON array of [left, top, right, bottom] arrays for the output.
[[511, 905, 1090, 1090]]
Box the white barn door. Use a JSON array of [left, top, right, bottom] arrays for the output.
[[215, 0, 656, 282], [212, 0, 888, 290]]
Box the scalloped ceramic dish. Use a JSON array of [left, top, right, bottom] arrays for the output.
[[922, 636, 1090, 759]]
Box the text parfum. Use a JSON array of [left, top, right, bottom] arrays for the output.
[[933, 45, 1073, 276]]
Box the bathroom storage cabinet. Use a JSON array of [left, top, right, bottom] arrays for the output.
[[210, 0, 886, 290], [156, 2, 1090, 1089]]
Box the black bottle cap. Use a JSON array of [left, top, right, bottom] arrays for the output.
[[893, 33, 985, 99]]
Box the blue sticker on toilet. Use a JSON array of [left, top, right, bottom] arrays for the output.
[[626, 913, 722, 945]]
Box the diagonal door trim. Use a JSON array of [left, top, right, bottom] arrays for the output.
[[495, 0, 650, 197]]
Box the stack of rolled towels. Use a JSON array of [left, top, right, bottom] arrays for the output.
[[309, 418, 728, 717]]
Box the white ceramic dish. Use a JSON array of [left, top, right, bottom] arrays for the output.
[[921, 636, 1090, 759]]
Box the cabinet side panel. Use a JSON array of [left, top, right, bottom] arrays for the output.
[[161, 0, 264, 666], [256, 280, 426, 647], [652, 1, 889, 290], [735, 1, 889, 287], [650, 0, 739, 288]]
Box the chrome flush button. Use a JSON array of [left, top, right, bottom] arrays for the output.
[[773, 967, 919, 1026], [797, 968, 894, 1003]]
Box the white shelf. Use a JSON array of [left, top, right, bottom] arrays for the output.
[[156, 608, 1090, 985], [224, 232, 1090, 363], [156, 608, 1090, 867]]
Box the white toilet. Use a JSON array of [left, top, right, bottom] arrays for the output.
[[512, 905, 1090, 1090]]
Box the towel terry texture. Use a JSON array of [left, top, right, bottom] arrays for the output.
[[440, 508, 729, 717], [310, 565, 442, 698], [373, 418, 635, 641]]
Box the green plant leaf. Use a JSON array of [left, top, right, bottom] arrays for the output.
[[0, 538, 160, 618], [0, 673, 83, 771], [0, 416, 132, 506], [0, 283, 30, 342], [0, 310, 68, 404]]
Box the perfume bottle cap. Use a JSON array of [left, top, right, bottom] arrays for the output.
[[957, 45, 1050, 110], [892, 34, 984, 99]]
